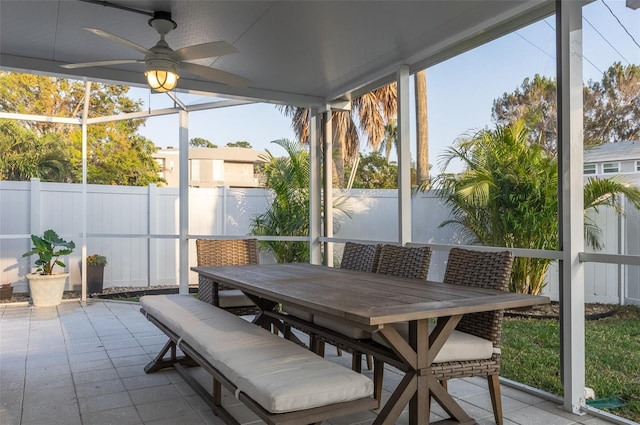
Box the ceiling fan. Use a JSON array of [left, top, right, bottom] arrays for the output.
[[61, 11, 250, 92]]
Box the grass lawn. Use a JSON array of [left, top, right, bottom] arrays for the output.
[[501, 305, 640, 422]]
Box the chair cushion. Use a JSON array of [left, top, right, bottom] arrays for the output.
[[282, 304, 314, 322], [372, 322, 495, 363], [313, 314, 375, 340], [141, 295, 373, 413], [218, 289, 254, 308]]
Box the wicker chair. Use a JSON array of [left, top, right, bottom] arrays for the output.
[[195, 239, 260, 316], [341, 241, 382, 272], [433, 247, 513, 425], [375, 244, 432, 279], [319, 242, 383, 369], [369, 244, 433, 400]]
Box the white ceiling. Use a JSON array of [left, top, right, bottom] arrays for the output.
[[0, 0, 555, 107]]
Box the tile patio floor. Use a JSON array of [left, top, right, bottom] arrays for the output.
[[0, 299, 620, 425]]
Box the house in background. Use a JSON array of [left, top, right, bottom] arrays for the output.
[[584, 140, 640, 176], [154, 147, 267, 188]]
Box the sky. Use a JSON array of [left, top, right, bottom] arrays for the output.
[[133, 0, 639, 174]]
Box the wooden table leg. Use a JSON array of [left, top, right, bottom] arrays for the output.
[[410, 319, 430, 425], [375, 315, 477, 425], [428, 375, 475, 424], [372, 371, 417, 425]]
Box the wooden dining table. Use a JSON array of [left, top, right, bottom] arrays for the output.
[[191, 263, 550, 425]]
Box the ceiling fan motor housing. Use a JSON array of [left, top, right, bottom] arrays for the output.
[[148, 11, 177, 36]]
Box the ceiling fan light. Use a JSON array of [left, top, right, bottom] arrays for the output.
[[145, 59, 179, 92], [146, 69, 178, 92]]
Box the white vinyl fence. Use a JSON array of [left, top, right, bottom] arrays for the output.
[[1, 179, 638, 304]]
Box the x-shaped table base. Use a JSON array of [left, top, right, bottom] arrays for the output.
[[373, 315, 477, 425]]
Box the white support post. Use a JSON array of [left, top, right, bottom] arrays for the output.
[[178, 110, 189, 294], [323, 107, 334, 266], [81, 81, 91, 304], [397, 65, 412, 246], [309, 108, 322, 264], [556, 0, 586, 415]]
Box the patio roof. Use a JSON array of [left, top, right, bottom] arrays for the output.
[[0, 0, 555, 105]]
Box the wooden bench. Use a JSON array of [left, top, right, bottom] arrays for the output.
[[140, 294, 377, 425]]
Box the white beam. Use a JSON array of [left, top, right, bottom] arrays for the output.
[[556, 0, 586, 415], [0, 112, 80, 125], [397, 65, 412, 245]]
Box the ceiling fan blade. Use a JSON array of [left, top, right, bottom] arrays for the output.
[[174, 41, 238, 61], [60, 59, 144, 69], [84, 27, 151, 55], [180, 62, 250, 88]]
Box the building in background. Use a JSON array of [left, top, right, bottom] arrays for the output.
[[583, 141, 640, 176], [154, 147, 267, 188]]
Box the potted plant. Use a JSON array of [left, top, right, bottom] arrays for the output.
[[86, 254, 107, 295], [22, 229, 75, 307], [0, 283, 13, 301]]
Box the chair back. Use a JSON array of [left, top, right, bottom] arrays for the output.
[[196, 239, 259, 306], [196, 239, 259, 267], [340, 242, 381, 272], [443, 247, 513, 347], [376, 245, 432, 279]]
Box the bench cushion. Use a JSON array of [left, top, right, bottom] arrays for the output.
[[372, 322, 495, 363], [141, 295, 373, 413]]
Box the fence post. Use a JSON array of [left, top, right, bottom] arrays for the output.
[[149, 184, 158, 288], [222, 186, 227, 235], [618, 195, 626, 306], [29, 178, 41, 236]]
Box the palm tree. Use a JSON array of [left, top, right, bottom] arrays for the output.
[[278, 84, 397, 188], [250, 139, 350, 262], [415, 70, 429, 186], [435, 120, 640, 294], [379, 119, 397, 163], [250, 139, 311, 263]]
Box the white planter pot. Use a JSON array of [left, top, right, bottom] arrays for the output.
[[26, 273, 68, 307]]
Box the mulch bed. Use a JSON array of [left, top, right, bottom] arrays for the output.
[[504, 302, 619, 321], [0, 285, 197, 304]]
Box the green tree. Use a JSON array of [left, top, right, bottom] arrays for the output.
[[0, 72, 164, 186], [436, 120, 640, 295], [250, 139, 311, 263], [584, 62, 640, 146], [492, 74, 558, 153], [347, 151, 398, 189], [492, 63, 640, 152], [226, 141, 252, 148], [190, 137, 217, 148], [0, 120, 72, 181]]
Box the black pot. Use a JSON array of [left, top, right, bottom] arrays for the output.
[[0, 286, 13, 300], [87, 265, 105, 294]]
